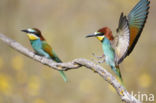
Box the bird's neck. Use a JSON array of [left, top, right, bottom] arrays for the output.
[[30, 39, 41, 44], [102, 37, 111, 45], [105, 32, 114, 41], [39, 35, 45, 41]]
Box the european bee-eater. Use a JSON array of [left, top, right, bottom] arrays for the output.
[[86, 0, 150, 83], [22, 28, 68, 82]]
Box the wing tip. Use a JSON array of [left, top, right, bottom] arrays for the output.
[[117, 12, 124, 32], [116, 13, 129, 33]]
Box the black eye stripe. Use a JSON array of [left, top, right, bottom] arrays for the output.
[[28, 31, 40, 36], [97, 32, 104, 36], [27, 31, 35, 34]]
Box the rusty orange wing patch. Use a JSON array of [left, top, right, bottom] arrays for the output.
[[127, 0, 150, 56], [42, 41, 54, 58]]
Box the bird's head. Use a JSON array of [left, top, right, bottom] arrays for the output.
[[21, 28, 45, 41], [86, 27, 114, 42]]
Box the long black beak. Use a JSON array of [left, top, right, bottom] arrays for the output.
[[21, 29, 28, 33], [85, 34, 97, 38], [86, 32, 104, 38]]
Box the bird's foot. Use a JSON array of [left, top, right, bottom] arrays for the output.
[[91, 53, 105, 64], [97, 59, 105, 64], [92, 58, 105, 64], [92, 53, 105, 59]]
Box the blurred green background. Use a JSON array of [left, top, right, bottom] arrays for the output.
[[0, 0, 156, 103]]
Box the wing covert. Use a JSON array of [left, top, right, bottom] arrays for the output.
[[42, 41, 62, 62], [115, 13, 130, 64]]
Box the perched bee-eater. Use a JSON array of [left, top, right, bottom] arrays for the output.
[[22, 28, 68, 82], [86, 0, 150, 83]]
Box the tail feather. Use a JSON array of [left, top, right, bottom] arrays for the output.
[[111, 66, 123, 85], [116, 66, 123, 83], [51, 53, 68, 82], [59, 70, 68, 82]]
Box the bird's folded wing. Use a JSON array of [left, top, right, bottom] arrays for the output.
[[42, 41, 62, 63], [42, 41, 54, 58], [114, 13, 130, 64], [126, 0, 150, 56]]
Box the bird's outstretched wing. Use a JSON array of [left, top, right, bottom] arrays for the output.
[[115, 0, 150, 64], [114, 13, 130, 64], [126, 0, 150, 56]]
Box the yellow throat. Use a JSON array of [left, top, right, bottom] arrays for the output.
[[27, 33, 38, 40], [97, 36, 104, 41]]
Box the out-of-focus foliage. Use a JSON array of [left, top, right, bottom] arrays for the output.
[[11, 55, 24, 71], [138, 73, 152, 88], [0, 74, 11, 94], [0, 0, 155, 103], [0, 57, 3, 69]]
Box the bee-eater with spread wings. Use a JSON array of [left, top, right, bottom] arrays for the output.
[[22, 28, 68, 82], [86, 0, 150, 83]]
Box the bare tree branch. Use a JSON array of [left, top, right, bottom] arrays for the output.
[[0, 33, 141, 103]]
